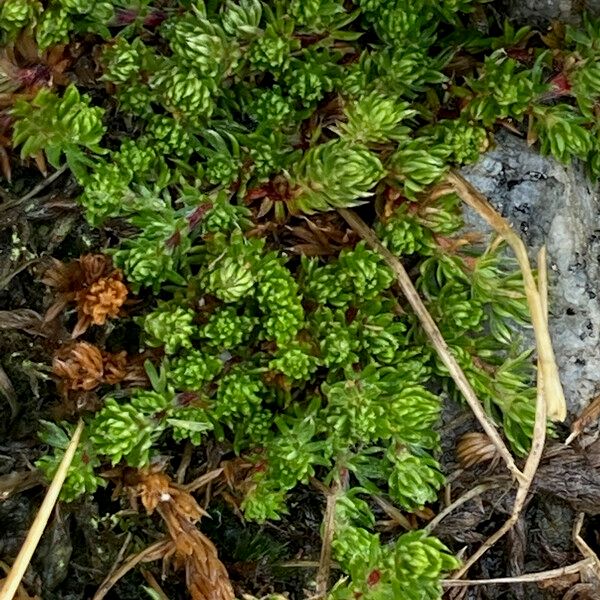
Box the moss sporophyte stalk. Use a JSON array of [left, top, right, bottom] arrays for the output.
[[5, 0, 600, 597]]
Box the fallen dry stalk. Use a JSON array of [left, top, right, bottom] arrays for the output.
[[338, 208, 522, 481], [313, 481, 342, 599], [0, 420, 84, 600], [443, 558, 595, 587], [446, 171, 566, 422], [93, 540, 171, 600], [449, 247, 550, 580], [425, 482, 506, 534]]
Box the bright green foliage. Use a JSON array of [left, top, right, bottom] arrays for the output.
[[201, 306, 256, 349], [166, 350, 223, 391], [387, 139, 449, 198], [302, 243, 394, 307], [464, 50, 550, 126], [242, 413, 329, 521], [531, 104, 594, 163], [150, 64, 215, 120], [90, 393, 169, 468], [284, 47, 340, 108], [289, 0, 347, 32], [20, 1, 600, 596], [0, 0, 41, 40], [387, 449, 445, 510], [12, 85, 105, 177], [310, 308, 360, 368], [335, 93, 415, 144], [161, 10, 228, 78], [215, 365, 266, 420], [323, 367, 442, 450], [429, 119, 489, 165], [141, 304, 196, 355], [269, 342, 319, 382], [36, 421, 104, 502], [168, 405, 213, 446], [330, 493, 459, 600], [288, 141, 385, 213], [197, 191, 252, 234], [257, 254, 304, 344], [377, 207, 435, 257], [102, 37, 147, 84], [565, 15, 600, 117]]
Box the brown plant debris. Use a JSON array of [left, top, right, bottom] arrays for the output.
[[52, 341, 146, 393], [284, 213, 358, 256], [42, 254, 128, 337], [566, 393, 600, 446], [456, 432, 501, 469], [103, 466, 235, 600]]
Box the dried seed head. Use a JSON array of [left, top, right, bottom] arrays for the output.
[[101, 350, 128, 385], [456, 432, 500, 469], [73, 273, 128, 337], [53, 341, 104, 391], [43, 254, 129, 336]]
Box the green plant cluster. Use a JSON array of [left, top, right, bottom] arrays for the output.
[[8, 1, 599, 597]]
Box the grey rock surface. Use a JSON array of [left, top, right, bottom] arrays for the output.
[[500, 0, 600, 25], [460, 131, 600, 415]]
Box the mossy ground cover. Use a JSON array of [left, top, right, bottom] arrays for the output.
[[1, 1, 600, 599]]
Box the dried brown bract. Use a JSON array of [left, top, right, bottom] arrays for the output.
[[285, 213, 358, 257], [456, 432, 501, 469], [52, 342, 144, 394], [42, 254, 128, 337], [53, 341, 104, 391]]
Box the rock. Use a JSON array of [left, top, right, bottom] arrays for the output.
[[499, 0, 600, 26], [460, 130, 600, 416]]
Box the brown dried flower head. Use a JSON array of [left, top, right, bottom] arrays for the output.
[[53, 341, 104, 391], [42, 254, 128, 337], [52, 342, 130, 392]]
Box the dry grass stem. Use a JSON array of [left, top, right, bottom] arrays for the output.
[[443, 558, 595, 587], [313, 482, 342, 598], [450, 246, 550, 580], [425, 482, 505, 533], [338, 208, 521, 481], [141, 568, 171, 600], [93, 540, 171, 600], [446, 171, 566, 422], [0, 420, 84, 600]]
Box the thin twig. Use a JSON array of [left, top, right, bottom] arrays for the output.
[[573, 513, 600, 578], [93, 540, 171, 600], [182, 467, 224, 493], [176, 442, 193, 484], [0, 419, 84, 600], [141, 568, 170, 600], [425, 482, 505, 533], [443, 558, 594, 586], [338, 208, 521, 481], [373, 495, 413, 530], [0, 165, 69, 214], [314, 481, 342, 599], [100, 532, 132, 593], [446, 171, 566, 422], [450, 247, 550, 580]]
